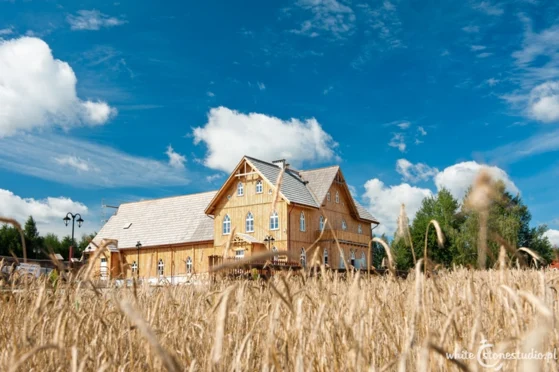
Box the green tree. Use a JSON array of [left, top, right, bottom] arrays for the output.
[[43, 233, 61, 257], [0, 224, 24, 257], [77, 232, 96, 258], [24, 216, 42, 259], [371, 233, 388, 268]]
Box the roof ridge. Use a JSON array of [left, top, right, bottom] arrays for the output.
[[299, 164, 340, 172], [244, 155, 281, 169], [120, 190, 218, 206]]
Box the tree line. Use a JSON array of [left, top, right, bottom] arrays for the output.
[[0, 216, 96, 260], [372, 182, 557, 271]]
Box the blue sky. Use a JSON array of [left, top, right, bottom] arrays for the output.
[[0, 0, 558, 244]]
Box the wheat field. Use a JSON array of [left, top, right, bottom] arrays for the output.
[[1, 267, 558, 372]]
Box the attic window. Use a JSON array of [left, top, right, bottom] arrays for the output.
[[123, 223, 132, 229]]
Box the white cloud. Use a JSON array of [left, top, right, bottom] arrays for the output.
[[474, 1, 504, 15], [0, 134, 189, 188], [397, 121, 411, 129], [483, 127, 559, 164], [291, 0, 356, 38], [417, 126, 427, 136], [434, 161, 519, 201], [0, 27, 14, 36], [165, 145, 186, 169], [323, 86, 334, 95], [396, 159, 439, 183], [388, 133, 406, 152], [471, 45, 486, 51], [206, 173, 224, 183], [363, 179, 432, 235], [487, 78, 500, 86], [544, 229, 559, 247], [462, 25, 480, 33], [0, 188, 91, 238], [0, 37, 116, 137], [207, 91, 215, 97], [67, 10, 127, 31], [528, 82, 559, 122], [192, 106, 339, 172], [257, 82, 266, 91], [55, 156, 91, 172], [477, 52, 493, 58]]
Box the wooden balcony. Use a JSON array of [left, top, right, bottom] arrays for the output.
[[315, 229, 370, 246]]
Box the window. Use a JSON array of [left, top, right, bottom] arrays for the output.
[[350, 250, 356, 267], [101, 258, 107, 263], [319, 215, 325, 231], [235, 250, 245, 260], [300, 248, 307, 268], [237, 182, 244, 196], [272, 246, 278, 263], [158, 259, 164, 277], [270, 211, 279, 230], [246, 212, 254, 233], [327, 192, 331, 202], [339, 251, 345, 269], [323, 249, 328, 265], [342, 219, 347, 231], [361, 252, 367, 269], [358, 224, 362, 234], [186, 257, 192, 274], [131, 261, 138, 274], [256, 180, 263, 194], [223, 215, 231, 235], [299, 212, 306, 232], [335, 191, 339, 204]]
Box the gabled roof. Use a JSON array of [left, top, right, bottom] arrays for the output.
[[298, 166, 339, 204], [245, 157, 319, 208], [87, 191, 216, 250]]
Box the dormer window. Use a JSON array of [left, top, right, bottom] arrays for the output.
[[327, 192, 331, 202], [237, 182, 244, 196], [335, 191, 339, 204], [256, 180, 263, 194], [341, 219, 347, 231]]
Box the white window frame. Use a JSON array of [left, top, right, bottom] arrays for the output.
[[246, 212, 254, 233], [350, 250, 356, 267], [223, 215, 231, 235], [256, 180, 263, 194], [358, 224, 362, 234], [237, 182, 244, 196], [319, 215, 325, 231], [361, 252, 366, 268], [158, 259, 164, 277], [186, 257, 192, 274], [300, 248, 307, 268], [235, 250, 245, 260], [323, 249, 328, 265], [335, 191, 339, 204], [270, 211, 279, 230], [131, 261, 138, 274], [299, 212, 306, 232], [342, 219, 347, 231], [327, 192, 331, 202]]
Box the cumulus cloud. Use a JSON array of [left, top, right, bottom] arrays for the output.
[[0, 37, 116, 137], [434, 161, 519, 201], [363, 160, 519, 235], [363, 179, 433, 235], [192, 106, 339, 172], [396, 159, 439, 183], [544, 229, 559, 247], [0, 189, 91, 237], [0, 27, 14, 36], [528, 82, 559, 123], [165, 145, 186, 169], [388, 133, 406, 152], [67, 10, 127, 31]]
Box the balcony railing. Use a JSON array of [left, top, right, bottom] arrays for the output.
[[315, 229, 370, 246]]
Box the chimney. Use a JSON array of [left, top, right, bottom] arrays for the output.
[[272, 159, 288, 169]]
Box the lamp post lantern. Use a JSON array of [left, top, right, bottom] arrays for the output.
[[63, 212, 84, 261], [136, 241, 142, 277]]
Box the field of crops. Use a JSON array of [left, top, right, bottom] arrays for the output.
[[1, 267, 558, 371]]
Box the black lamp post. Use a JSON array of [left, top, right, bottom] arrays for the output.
[[136, 241, 142, 277], [63, 212, 84, 261]]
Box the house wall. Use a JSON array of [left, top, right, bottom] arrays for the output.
[[211, 161, 289, 256]]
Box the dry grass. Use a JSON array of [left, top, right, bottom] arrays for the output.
[[1, 268, 559, 371]]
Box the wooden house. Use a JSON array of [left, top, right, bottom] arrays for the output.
[[85, 156, 379, 282]]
